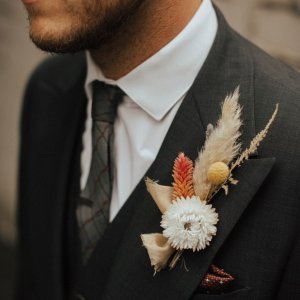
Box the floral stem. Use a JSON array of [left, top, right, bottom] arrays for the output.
[[169, 250, 184, 269]]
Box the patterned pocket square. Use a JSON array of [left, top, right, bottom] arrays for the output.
[[200, 265, 235, 294]]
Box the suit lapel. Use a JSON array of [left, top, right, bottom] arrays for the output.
[[99, 9, 276, 300], [19, 53, 88, 298]]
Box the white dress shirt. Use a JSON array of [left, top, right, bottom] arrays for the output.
[[81, 0, 218, 221]]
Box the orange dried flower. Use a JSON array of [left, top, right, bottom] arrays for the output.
[[172, 152, 195, 200]]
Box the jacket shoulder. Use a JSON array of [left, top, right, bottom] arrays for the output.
[[21, 52, 87, 139], [237, 33, 300, 99], [26, 52, 86, 94], [230, 31, 300, 128], [234, 33, 300, 165]]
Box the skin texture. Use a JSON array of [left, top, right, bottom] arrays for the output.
[[24, 0, 202, 79]]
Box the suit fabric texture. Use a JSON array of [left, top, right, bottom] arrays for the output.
[[17, 9, 300, 300]]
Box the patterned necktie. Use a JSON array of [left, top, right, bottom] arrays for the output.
[[77, 81, 124, 262]]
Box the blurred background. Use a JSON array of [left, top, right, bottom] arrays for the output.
[[0, 0, 299, 298]]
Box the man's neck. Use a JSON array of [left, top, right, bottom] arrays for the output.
[[90, 0, 202, 80]]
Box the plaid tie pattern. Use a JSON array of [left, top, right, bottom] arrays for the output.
[[77, 81, 124, 262]]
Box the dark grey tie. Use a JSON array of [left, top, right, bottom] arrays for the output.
[[77, 81, 124, 262]]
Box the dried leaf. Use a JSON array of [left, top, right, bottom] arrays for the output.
[[222, 185, 229, 195], [141, 233, 175, 273], [228, 177, 238, 185], [145, 178, 173, 214]]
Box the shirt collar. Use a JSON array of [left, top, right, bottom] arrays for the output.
[[85, 0, 217, 121]]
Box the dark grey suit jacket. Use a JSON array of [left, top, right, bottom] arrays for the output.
[[17, 8, 300, 300]]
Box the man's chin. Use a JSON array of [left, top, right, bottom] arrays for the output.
[[29, 19, 85, 53], [30, 34, 82, 53], [27, 8, 128, 54]]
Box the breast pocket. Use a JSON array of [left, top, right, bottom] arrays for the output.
[[190, 287, 254, 300]]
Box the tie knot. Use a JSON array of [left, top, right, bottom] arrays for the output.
[[92, 81, 124, 123]]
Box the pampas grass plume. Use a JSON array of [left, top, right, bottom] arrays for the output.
[[193, 87, 242, 200]]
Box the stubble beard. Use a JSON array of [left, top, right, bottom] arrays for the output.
[[27, 0, 144, 53]]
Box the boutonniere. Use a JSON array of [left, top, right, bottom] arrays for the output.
[[141, 87, 278, 273]]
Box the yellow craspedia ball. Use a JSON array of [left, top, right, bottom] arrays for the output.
[[207, 162, 230, 185]]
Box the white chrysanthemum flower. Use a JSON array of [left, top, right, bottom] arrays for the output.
[[161, 196, 219, 251]]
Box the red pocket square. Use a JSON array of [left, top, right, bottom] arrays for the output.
[[200, 265, 235, 293]]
